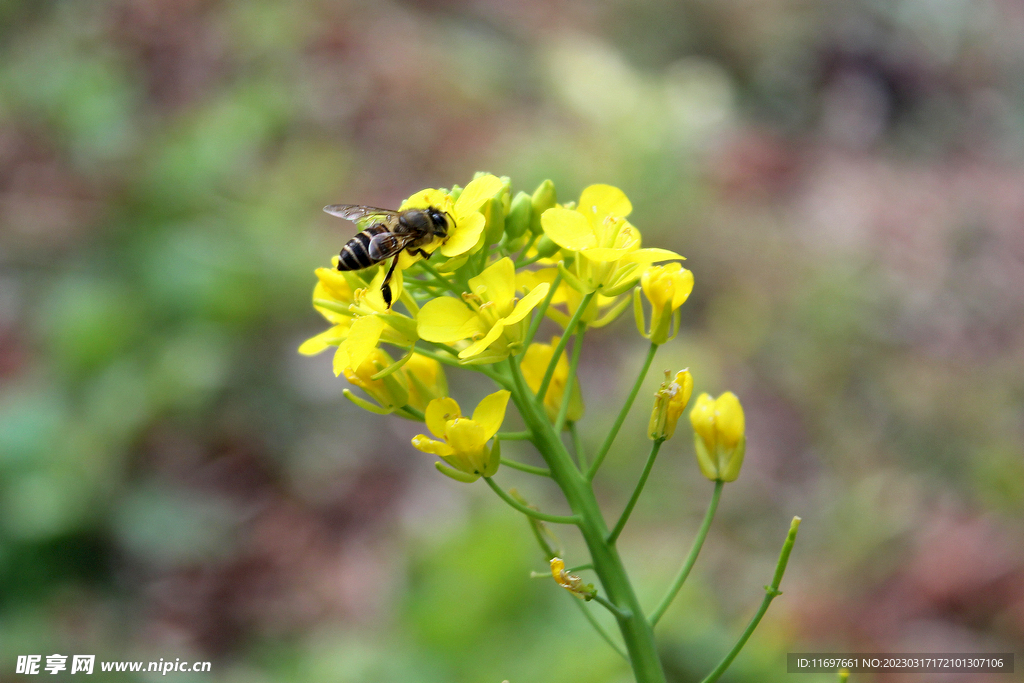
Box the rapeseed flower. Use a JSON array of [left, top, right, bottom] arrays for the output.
[[417, 257, 550, 364], [635, 263, 694, 344], [540, 184, 682, 294], [412, 390, 510, 482], [690, 391, 746, 482]]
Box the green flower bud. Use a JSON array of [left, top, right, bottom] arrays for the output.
[[648, 369, 693, 440], [530, 179, 556, 235], [505, 191, 533, 239]]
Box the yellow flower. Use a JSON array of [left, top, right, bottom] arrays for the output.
[[689, 392, 746, 482], [648, 369, 693, 440], [520, 336, 584, 425], [399, 173, 504, 263], [412, 390, 511, 482], [635, 263, 694, 344], [297, 266, 358, 356], [540, 184, 682, 294], [550, 557, 596, 600], [298, 265, 419, 376], [417, 257, 550, 364]]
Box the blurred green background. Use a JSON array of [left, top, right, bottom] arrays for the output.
[[2, 0, 1023, 681]]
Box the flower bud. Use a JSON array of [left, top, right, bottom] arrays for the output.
[[505, 191, 533, 239], [550, 557, 596, 600], [342, 348, 410, 411], [648, 369, 693, 440], [520, 336, 584, 426], [635, 263, 693, 344], [689, 392, 746, 482], [530, 179, 556, 234], [403, 354, 448, 413]]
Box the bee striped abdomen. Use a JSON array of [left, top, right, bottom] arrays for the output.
[[338, 224, 391, 271]]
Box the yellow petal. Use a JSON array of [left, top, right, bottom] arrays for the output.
[[418, 297, 487, 342], [441, 212, 485, 257], [445, 418, 488, 458], [472, 390, 511, 439], [671, 269, 694, 309], [689, 393, 717, 450], [341, 315, 385, 370], [412, 434, 454, 456], [715, 392, 745, 449], [581, 246, 632, 263], [315, 268, 355, 303], [503, 282, 550, 325], [425, 396, 462, 438], [469, 257, 516, 305], [298, 323, 349, 355], [579, 184, 632, 219], [458, 322, 505, 359], [541, 208, 596, 251], [332, 344, 351, 377], [454, 174, 503, 212], [400, 188, 451, 211], [624, 248, 684, 265]]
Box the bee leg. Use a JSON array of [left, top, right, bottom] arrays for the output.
[[410, 248, 432, 260], [381, 256, 400, 309]]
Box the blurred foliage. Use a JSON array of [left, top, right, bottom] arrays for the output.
[[2, 0, 1023, 681]]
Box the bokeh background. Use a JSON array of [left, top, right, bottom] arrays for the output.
[[2, 0, 1023, 681]]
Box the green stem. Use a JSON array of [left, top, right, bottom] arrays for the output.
[[500, 458, 551, 477], [497, 430, 533, 441], [570, 421, 587, 471], [586, 342, 659, 481], [523, 271, 562, 350], [506, 358, 668, 683], [538, 292, 595, 404], [593, 594, 632, 620], [700, 516, 801, 683], [413, 345, 512, 389], [571, 598, 628, 661], [607, 439, 664, 545], [554, 324, 585, 434], [484, 477, 579, 525], [650, 480, 723, 627]]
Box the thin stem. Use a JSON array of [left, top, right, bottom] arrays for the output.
[[700, 517, 802, 683], [586, 342, 659, 481], [500, 458, 551, 477], [592, 594, 632, 621], [607, 439, 664, 545], [523, 271, 562, 350], [497, 430, 533, 441], [514, 251, 546, 269], [416, 259, 464, 297], [413, 345, 512, 389], [570, 421, 587, 471], [538, 291, 595, 404], [571, 598, 628, 661], [553, 324, 585, 434], [567, 563, 594, 573], [650, 480, 724, 627], [484, 477, 579, 525]]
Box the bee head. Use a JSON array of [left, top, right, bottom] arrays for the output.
[[427, 207, 450, 236]]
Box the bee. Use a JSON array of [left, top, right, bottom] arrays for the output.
[[323, 204, 452, 308]]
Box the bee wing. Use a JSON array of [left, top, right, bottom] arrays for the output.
[[367, 231, 413, 261], [324, 204, 401, 228]]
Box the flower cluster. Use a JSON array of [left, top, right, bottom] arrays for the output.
[[301, 173, 739, 485]]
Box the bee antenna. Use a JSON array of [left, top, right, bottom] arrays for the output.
[[444, 210, 456, 227]]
